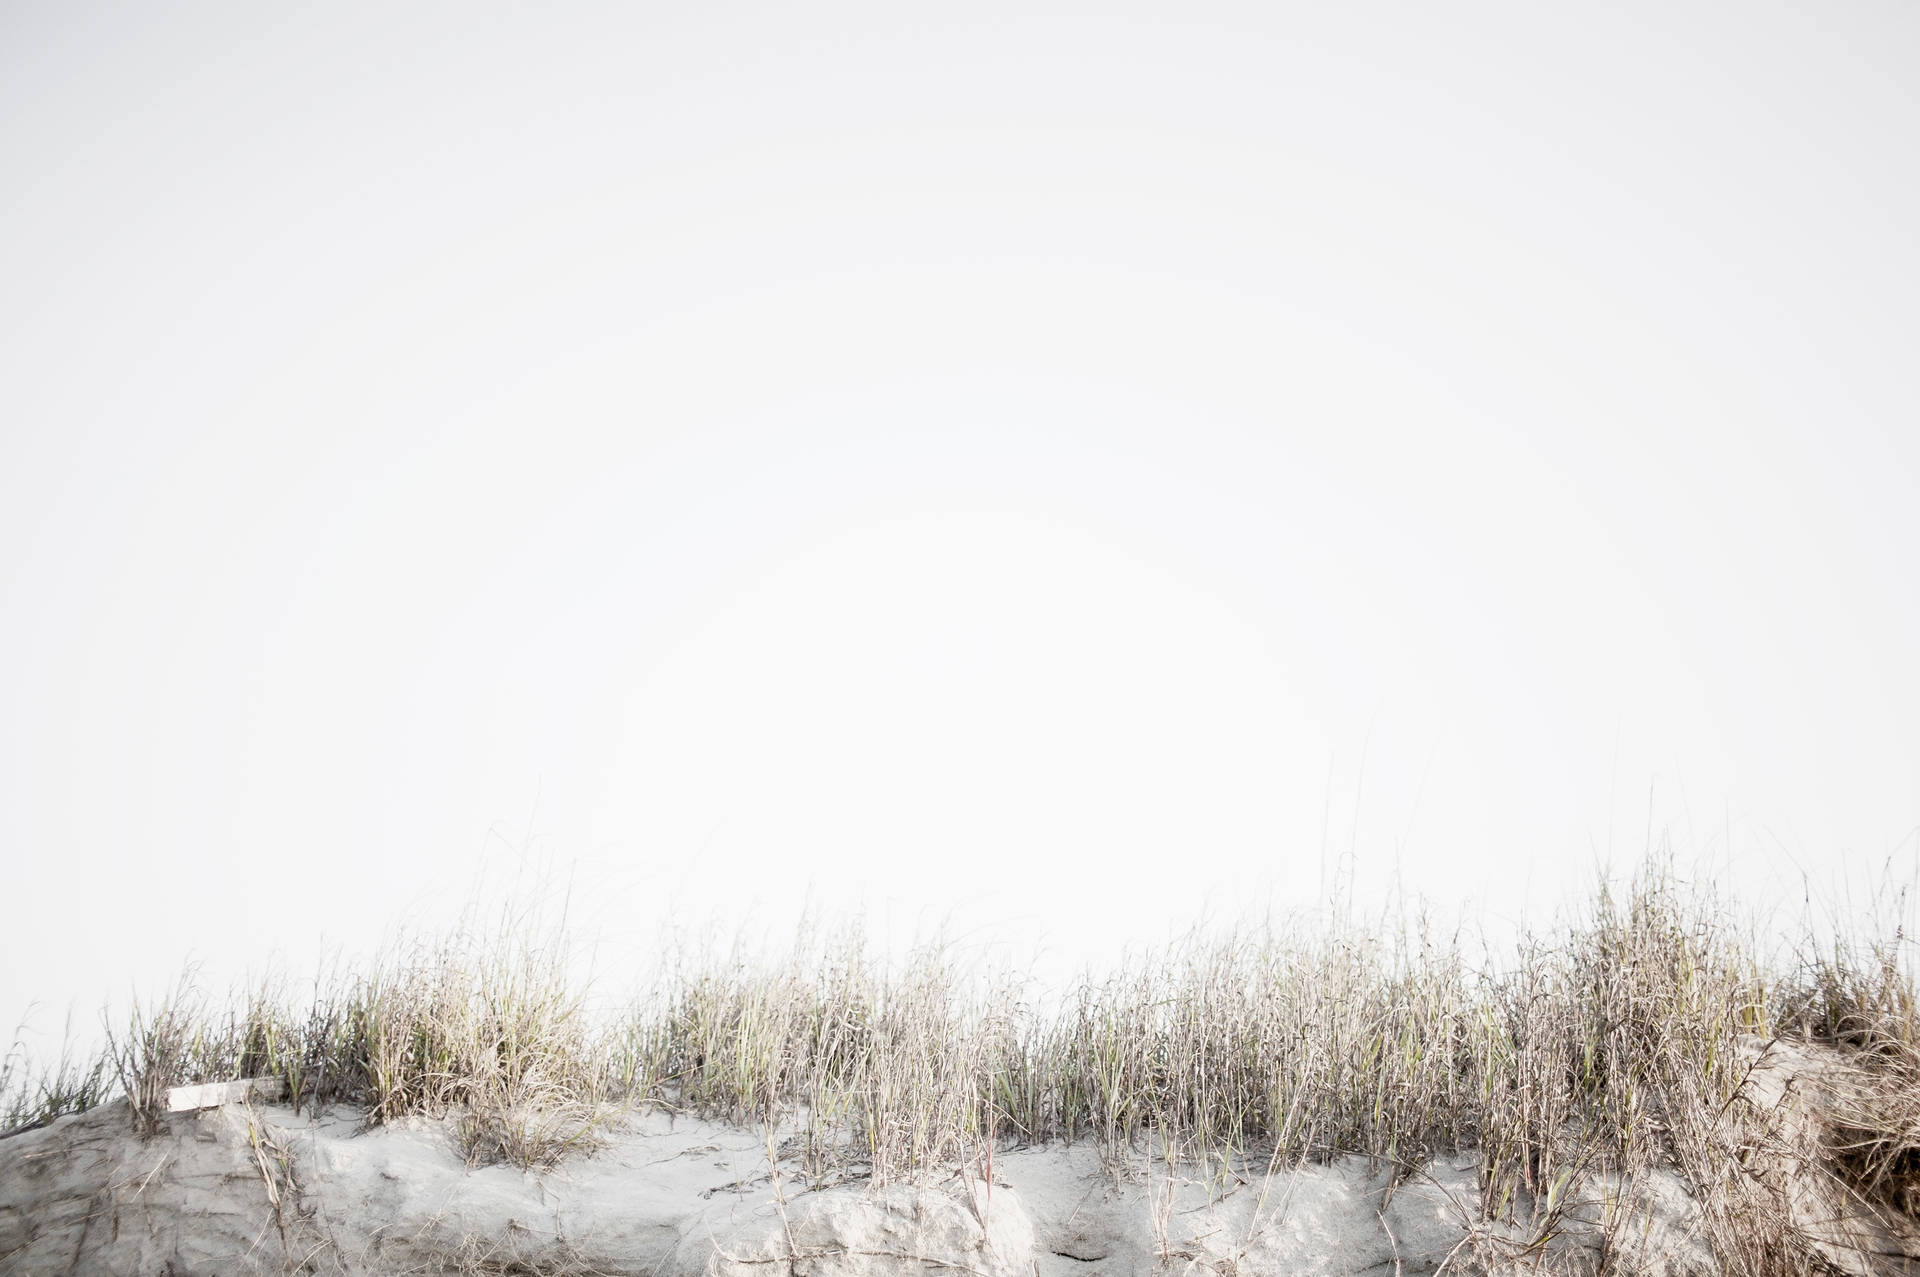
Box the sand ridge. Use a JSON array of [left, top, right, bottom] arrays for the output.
[[0, 1094, 1720, 1276]]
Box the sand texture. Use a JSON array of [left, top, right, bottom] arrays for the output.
[[17, 1038, 1920, 1275], [0, 1096, 1727, 1276]]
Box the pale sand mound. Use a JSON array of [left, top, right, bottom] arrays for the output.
[[1719, 1039, 1920, 1277], [0, 1097, 1721, 1277]]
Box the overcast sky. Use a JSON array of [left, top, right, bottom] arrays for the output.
[[4, 2, 1918, 1043]]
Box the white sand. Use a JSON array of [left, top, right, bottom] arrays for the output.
[[0, 1094, 1723, 1276]]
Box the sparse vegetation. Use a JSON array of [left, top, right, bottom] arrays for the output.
[[1, 1008, 114, 1138], [5, 852, 1919, 1272]]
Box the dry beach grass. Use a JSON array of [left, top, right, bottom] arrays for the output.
[[6, 853, 1920, 1272]]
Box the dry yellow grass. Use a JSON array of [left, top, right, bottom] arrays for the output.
[[7, 852, 1920, 1271]]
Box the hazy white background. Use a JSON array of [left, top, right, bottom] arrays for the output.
[[4, 2, 1918, 1044]]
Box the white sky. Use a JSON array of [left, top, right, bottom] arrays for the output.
[[4, 2, 1919, 1044]]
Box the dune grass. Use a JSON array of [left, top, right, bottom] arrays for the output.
[[5, 852, 1919, 1271]]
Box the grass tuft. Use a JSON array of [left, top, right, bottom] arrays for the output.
[[1, 1008, 114, 1137]]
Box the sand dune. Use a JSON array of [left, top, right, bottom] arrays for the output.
[[0, 1088, 1720, 1276]]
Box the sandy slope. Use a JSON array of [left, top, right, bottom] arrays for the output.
[[0, 1094, 1723, 1277]]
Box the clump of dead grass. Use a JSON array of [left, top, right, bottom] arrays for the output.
[[88, 892, 611, 1167]]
